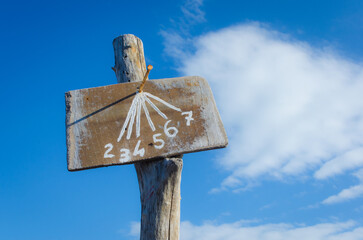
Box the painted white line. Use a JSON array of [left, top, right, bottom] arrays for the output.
[[144, 95, 168, 120], [117, 93, 138, 142], [144, 92, 181, 112], [127, 95, 139, 140], [141, 94, 156, 131]]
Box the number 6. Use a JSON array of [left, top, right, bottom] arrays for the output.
[[164, 120, 178, 138]]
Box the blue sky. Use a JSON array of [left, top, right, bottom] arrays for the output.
[[1, 0, 363, 239]]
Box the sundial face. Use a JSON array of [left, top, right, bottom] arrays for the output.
[[65, 76, 228, 171]]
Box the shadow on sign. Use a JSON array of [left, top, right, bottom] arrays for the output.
[[66, 92, 136, 127]]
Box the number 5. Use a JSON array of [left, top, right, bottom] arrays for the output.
[[153, 133, 165, 149]]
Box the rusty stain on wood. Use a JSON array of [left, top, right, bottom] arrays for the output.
[[65, 76, 227, 171]]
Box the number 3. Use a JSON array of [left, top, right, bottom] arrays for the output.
[[119, 148, 130, 163]]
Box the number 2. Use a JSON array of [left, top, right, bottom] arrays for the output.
[[104, 143, 115, 158]]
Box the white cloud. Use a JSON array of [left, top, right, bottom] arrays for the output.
[[163, 23, 363, 192], [323, 169, 363, 204], [181, 220, 363, 240], [315, 148, 363, 179], [129, 220, 363, 240], [160, 31, 192, 62], [128, 221, 141, 239], [160, 0, 205, 63], [323, 184, 363, 204], [181, 0, 205, 24]]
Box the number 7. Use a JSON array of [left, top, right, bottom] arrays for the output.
[[182, 111, 194, 126]]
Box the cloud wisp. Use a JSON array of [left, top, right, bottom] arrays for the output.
[[181, 0, 205, 25], [160, 0, 205, 61], [315, 147, 363, 180], [129, 220, 363, 240], [162, 23, 363, 198], [323, 169, 363, 204], [180, 220, 363, 240]]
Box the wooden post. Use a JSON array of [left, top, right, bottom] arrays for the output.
[[113, 34, 183, 240]]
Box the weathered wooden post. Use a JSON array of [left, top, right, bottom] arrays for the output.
[[113, 34, 183, 240], [65, 34, 227, 240]]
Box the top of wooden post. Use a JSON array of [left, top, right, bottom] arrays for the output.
[[113, 34, 147, 84]]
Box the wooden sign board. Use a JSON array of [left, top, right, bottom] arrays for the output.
[[65, 76, 228, 171]]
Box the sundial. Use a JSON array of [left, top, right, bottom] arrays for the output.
[[66, 69, 227, 171]]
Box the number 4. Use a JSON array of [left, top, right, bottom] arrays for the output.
[[133, 140, 145, 157]]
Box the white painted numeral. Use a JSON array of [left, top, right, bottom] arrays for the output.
[[119, 148, 130, 163], [164, 120, 178, 138], [104, 143, 115, 158], [133, 140, 145, 157], [182, 111, 194, 126], [153, 133, 165, 149]]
